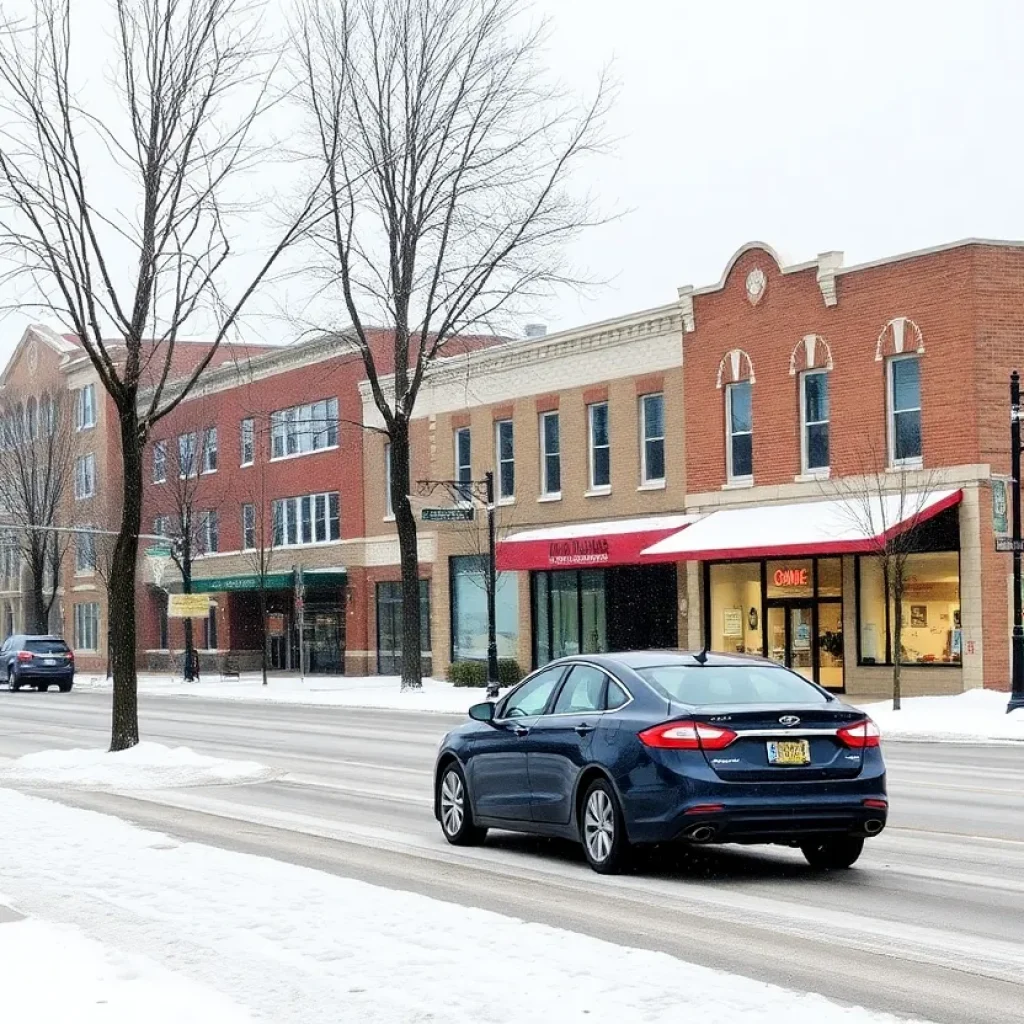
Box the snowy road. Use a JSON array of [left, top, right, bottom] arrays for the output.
[[1, 690, 1023, 1023]]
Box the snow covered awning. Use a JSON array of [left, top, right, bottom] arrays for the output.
[[640, 489, 962, 562], [497, 514, 701, 571]]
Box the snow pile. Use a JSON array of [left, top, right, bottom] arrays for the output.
[[862, 689, 1024, 744], [77, 671, 505, 714], [0, 741, 278, 790], [0, 914, 253, 1022], [0, 790, 926, 1024]]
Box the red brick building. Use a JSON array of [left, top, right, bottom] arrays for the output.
[[670, 239, 1024, 697]]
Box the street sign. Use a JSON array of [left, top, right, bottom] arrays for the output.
[[996, 537, 1024, 553], [993, 478, 1010, 536], [145, 544, 173, 558], [168, 593, 212, 618], [421, 507, 475, 523]]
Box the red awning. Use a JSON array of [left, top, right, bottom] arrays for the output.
[[497, 514, 700, 572], [641, 489, 962, 562]]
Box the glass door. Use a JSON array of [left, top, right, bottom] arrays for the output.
[[765, 602, 815, 681]]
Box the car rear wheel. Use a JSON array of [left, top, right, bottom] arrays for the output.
[[36, 683, 49, 692], [8, 668, 20, 692], [801, 836, 865, 870], [58, 682, 73, 693], [437, 763, 486, 846], [581, 779, 630, 875]]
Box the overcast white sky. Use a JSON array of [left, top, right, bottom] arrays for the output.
[[1, 0, 1021, 362]]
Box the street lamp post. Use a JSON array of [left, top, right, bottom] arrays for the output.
[[1009, 370, 1024, 713]]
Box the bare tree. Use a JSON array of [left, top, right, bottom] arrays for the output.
[[238, 421, 277, 686], [0, 390, 72, 632], [831, 463, 949, 711], [293, 0, 611, 689], [0, 0, 322, 748], [151, 423, 225, 680]]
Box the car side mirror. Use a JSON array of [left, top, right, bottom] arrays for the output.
[[468, 701, 495, 722]]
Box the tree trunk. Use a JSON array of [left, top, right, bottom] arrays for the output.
[[391, 420, 422, 690], [891, 560, 903, 712], [181, 554, 195, 681], [259, 584, 268, 686], [110, 408, 143, 751], [29, 557, 47, 634]]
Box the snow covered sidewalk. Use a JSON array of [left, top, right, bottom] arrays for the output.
[[861, 689, 1024, 744], [75, 671, 499, 714], [0, 910, 253, 1022], [0, 741, 278, 790], [0, 789, 924, 1024]]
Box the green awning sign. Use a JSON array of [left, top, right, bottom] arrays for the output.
[[190, 569, 347, 593]]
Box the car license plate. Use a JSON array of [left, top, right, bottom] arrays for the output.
[[767, 740, 811, 766], [44, 659, 56, 666]]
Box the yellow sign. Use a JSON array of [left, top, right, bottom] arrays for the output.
[[168, 593, 212, 618]]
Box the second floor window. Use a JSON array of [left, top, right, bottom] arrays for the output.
[[199, 510, 219, 554], [801, 370, 830, 473], [153, 514, 171, 537], [242, 503, 256, 549], [152, 440, 167, 483], [540, 411, 560, 496], [726, 381, 753, 482], [270, 398, 339, 459], [178, 432, 198, 478], [455, 427, 472, 501], [588, 402, 610, 490], [240, 418, 255, 466], [640, 393, 665, 485], [202, 427, 218, 473], [384, 442, 394, 518], [75, 384, 96, 430], [74, 454, 96, 499], [889, 355, 922, 464], [272, 492, 340, 547], [496, 419, 514, 500], [75, 529, 96, 573]]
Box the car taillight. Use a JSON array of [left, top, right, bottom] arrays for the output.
[[639, 721, 738, 750], [16, 651, 33, 662], [837, 719, 881, 748], [65, 652, 74, 662]]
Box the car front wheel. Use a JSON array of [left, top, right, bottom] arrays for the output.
[[7, 668, 20, 692], [581, 779, 630, 874], [437, 763, 487, 846], [801, 836, 865, 870]]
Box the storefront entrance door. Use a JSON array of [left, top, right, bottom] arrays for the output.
[[766, 603, 815, 681]]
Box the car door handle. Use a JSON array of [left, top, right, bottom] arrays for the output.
[[574, 723, 595, 736], [512, 725, 530, 738]]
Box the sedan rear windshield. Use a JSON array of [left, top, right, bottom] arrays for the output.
[[636, 665, 830, 706], [25, 640, 70, 655]]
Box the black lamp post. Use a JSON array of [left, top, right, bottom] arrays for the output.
[[1009, 370, 1024, 713]]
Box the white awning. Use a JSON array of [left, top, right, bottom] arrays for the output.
[[641, 489, 962, 562]]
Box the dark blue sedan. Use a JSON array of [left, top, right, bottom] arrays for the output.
[[434, 651, 887, 874]]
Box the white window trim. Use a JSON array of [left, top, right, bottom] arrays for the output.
[[725, 382, 753, 484], [74, 528, 96, 577], [241, 504, 256, 551], [201, 427, 218, 475], [269, 443, 340, 465], [76, 384, 96, 432], [271, 492, 341, 548], [269, 399, 340, 462], [495, 419, 515, 502], [454, 426, 472, 502], [639, 393, 666, 486], [799, 369, 830, 476], [887, 354, 923, 468], [74, 454, 96, 500], [587, 401, 611, 493], [539, 411, 560, 497], [178, 433, 198, 479]]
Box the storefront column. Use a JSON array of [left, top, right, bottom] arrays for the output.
[[966, 481, 998, 690], [687, 561, 702, 649]]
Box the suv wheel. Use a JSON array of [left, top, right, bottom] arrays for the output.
[[7, 667, 20, 692]]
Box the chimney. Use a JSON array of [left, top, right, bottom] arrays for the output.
[[524, 323, 547, 340]]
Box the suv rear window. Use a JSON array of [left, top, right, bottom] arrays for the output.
[[636, 665, 829, 706], [25, 640, 70, 655]]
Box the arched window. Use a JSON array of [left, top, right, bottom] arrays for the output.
[[717, 349, 756, 483], [877, 318, 925, 466], [789, 335, 834, 475]]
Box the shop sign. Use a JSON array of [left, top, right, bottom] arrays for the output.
[[772, 567, 809, 588], [422, 507, 475, 522], [168, 593, 211, 618], [548, 538, 610, 567], [267, 612, 286, 637]]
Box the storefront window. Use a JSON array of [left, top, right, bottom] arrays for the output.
[[857, 551, 960, 665], [709, 562, 763, 656], [766, 559, 814, 599], [550, 570, 579, 659], [450, 556, 519, 662], [580, 570, 606, 653], [817, 557, 842, 598]]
